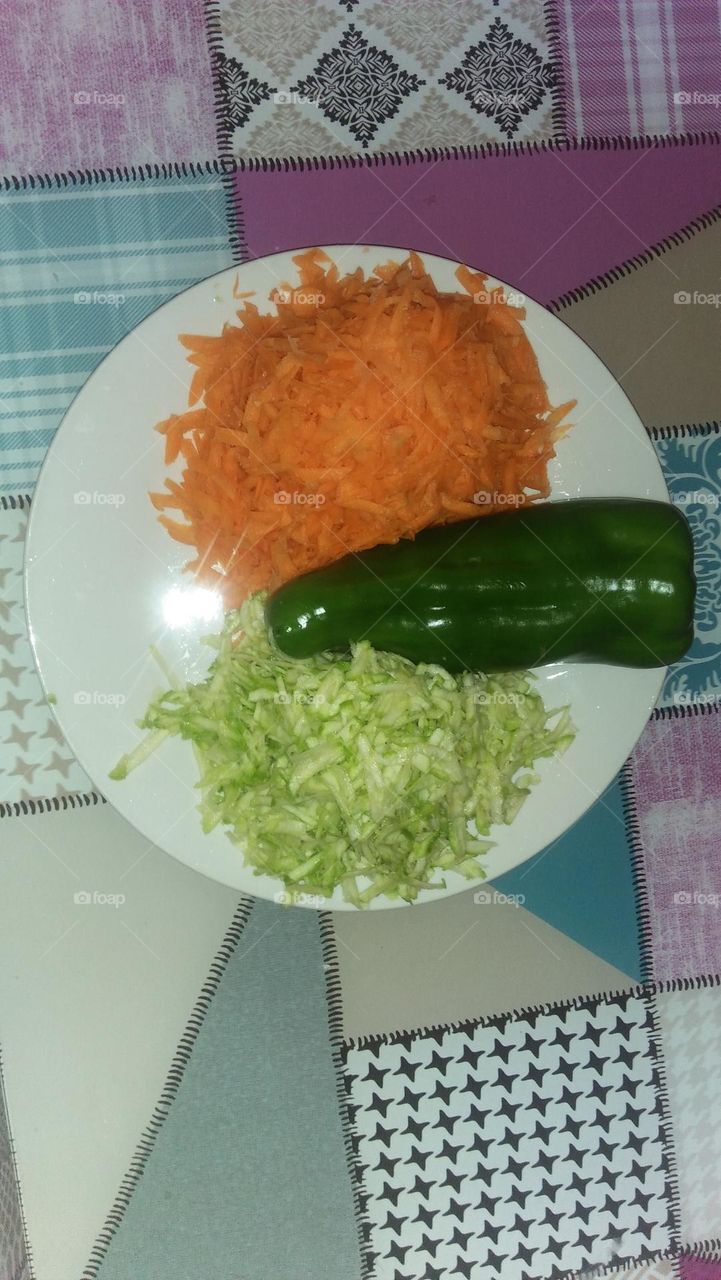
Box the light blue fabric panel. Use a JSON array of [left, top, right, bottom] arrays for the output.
[[0, 177, 234, 492]]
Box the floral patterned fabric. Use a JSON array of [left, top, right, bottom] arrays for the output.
[[217, 0, 560, 158], [656, 431, 721, 709]]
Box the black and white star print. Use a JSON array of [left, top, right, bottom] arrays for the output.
[[341, 993, 673, 1278]]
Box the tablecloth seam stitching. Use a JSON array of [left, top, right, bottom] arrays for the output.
[[548, 202, 721, 311], [204, 0, 234, 168], [0, 131, 719, 191], [319, 913, 374, 1278], [0, 792, 105, 820], [544, 0, 570, 142], [340, 987, 646, 1054], [0, 494, 32, 511], [564, 1243, 679, 1279], [652, 702, 721, 722], [647, 990, 683, 1250], [682, 1239, 721, 1262], [0, 1045, 35, 1280], [648, 423, 721, 440], [340, 976, 721, 1052], [620, 760, 653, 983], [80, 896, 254, 1280], [319, 914, 344, 1047], [661, 975, 721, 992], [222, 171, 246, 264]]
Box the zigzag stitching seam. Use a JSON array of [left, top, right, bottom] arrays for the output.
[[1, 131, 719, 189], [619, 761, 653, 983], [319, 914, 374, 1277], [548, 203, 721, 310], [0, 791, 104, 819], [341, 973, 721, 1052], [81, 898, 255, 1279]]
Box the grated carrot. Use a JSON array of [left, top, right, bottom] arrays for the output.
[[151, 250, 575, 607]]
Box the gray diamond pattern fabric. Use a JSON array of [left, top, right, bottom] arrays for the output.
[[216, 0, 558, 158]]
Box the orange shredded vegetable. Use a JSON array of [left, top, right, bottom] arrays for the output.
[[152, 249, 575, 607]]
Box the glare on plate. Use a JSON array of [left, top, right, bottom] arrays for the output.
[[162, 586, 223, 628]]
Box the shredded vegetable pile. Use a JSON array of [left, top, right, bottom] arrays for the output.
[[152, 250, 574, 607], [111, 594, 574, 905]]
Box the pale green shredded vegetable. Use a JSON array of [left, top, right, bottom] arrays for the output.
[[110, 592, 575, 905]]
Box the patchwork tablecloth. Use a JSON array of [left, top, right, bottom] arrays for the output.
[[1, 4, 720, 1280]]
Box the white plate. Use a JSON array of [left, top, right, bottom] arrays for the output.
[[25, 246, 666, 909]]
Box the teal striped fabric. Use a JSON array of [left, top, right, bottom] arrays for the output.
[[0, 176, 236, 493]]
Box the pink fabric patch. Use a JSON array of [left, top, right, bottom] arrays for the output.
[[0, 0, 217, 174], [681, 1257, 721, 1280], [630, 712, 721, 982], [560, 2, 631, 138], [558, 0, 721, 139], [235, 139, 721, 307], [673, 5, 721, 131]]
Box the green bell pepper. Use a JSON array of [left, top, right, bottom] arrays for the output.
[[266, 498, 696, 672]]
